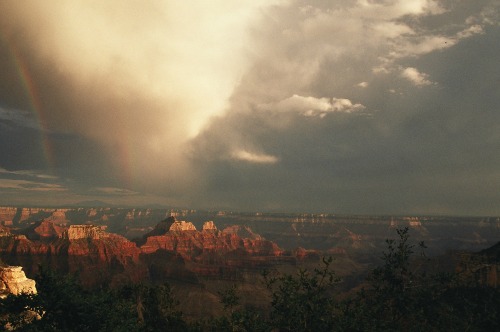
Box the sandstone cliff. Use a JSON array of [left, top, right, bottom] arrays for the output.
[[61, 225, 108, 240], [138, 216, 176, 245], [169, 221, 197, 232], [202, 221, 217, 232], [0, 219, 294, 287], [0, 222, 145, 288], [23, 220, 66, 241], [0, 208, 17, 226], [0, 265, 36, 298], [140, 221, 286, 281], [0, 219, 282, 287], [141, 223, 283, 259]]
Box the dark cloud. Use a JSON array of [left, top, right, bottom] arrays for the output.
[[187, 0, 500, 215]]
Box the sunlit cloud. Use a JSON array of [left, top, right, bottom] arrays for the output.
[[260, 95, 365, 118], [231, 150, 279, 164], [457, 25, 484, 39], [0, 168, 58, 180], [357, 0, 447, 17], [401, 67, 434, 86], [0, 179, 66, 192], [401, 67, 433, 86], [95, 187, 139, 196]]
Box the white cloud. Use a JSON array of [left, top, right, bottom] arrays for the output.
[[457, 25, 484, 39], [272, 95, 331, 113], [393, 35, 455, 59], [0, 168, 59, 180], [0, 179, 66, 192], [95, 187, 139, 196], [261, 94, 365, 117], [356, 81, 369, 88], [466, 4, 500, 27], [374, 22, 487, 74], [232, 150, 279, 164], [401, 67, 434, 86], [331, 98, 365, 112], [372, 21, 414, 39], [240, 0, 464, 95], [356, 0, 446, 19]]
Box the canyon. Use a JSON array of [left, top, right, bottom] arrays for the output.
[[0, 215, 293, 289], [0, 206, 499, 317]]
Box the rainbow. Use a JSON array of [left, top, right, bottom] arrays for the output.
[[1, 35, 138, 188], [1, 36, 55, 169]]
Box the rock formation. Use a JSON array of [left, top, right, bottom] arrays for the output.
[[140, 221, 286, 281], [23, 220, 66, 241], [0, 265, 37, 298], [202, 221, 217, 232], [141, 222, 283, 259], [221, 225, 261, 240], [169, 221, 197, 232], [0, 222, 145, 288], [61, 225, 107, 240], [44, 209, 70, 225], [0, 207, 17, 226], [0, 217, 289, 286], [138, 216, 176, 245], [0, 226, 12, 237], [18, 208, 54, 224], [0, 216, 359, 287], [0, 217, 284, 286]]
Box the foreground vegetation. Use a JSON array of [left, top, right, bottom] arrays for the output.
[[1, 228, 499, 331]]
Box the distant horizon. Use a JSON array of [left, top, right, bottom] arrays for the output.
[[1, 203, 498, 219]]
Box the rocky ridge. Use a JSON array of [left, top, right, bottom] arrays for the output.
[[0, 221, 144, 287], [169, 221, 197, 232], [140, 220, 283, 258], [0, 218, 290, 287], [62, 225, 108, 240]]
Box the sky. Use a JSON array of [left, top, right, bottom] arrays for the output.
[[0, 0, 499, 215]]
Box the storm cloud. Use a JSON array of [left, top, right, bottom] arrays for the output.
[[0, 0, 499, 215]]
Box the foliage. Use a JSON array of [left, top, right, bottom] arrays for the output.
[[195, 284, 268, 332], [0, 267, 185, 331], [0, 292, 40, 330], [134, 282, 186, 331], [1, 267, 138, 331], [263, 256, 340, 332], [218, 284, 240, 315], [340, 227, 500, 332]]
